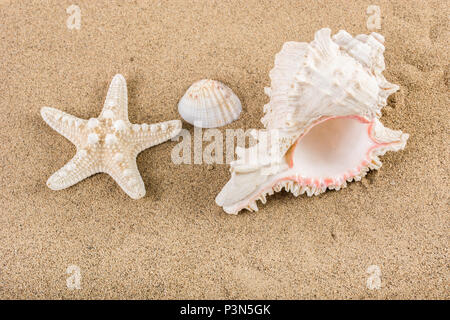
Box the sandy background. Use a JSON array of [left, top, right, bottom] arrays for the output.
[[0, 0, 448, 299]]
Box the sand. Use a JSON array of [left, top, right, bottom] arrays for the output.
[[0, 0, 448, 299]]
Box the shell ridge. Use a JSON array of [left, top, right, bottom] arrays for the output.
[[212, 82, 234, 126], [178, 80, 241, 128]]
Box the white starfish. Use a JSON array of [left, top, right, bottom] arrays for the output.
[[41, 74, 182, 199]]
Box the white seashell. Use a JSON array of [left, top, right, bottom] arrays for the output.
[[105, 133, 118, 145], [123, 169, 133, 177], [113, 153, 124, 162], [103, 110, 114, 119], [87, 133, 99, 144], [178, 79, 242, 128], [113, 119, 127, 131], [215, 28, 409, 214], [87, 118, 99, 129], [78, 149, 87, 158]]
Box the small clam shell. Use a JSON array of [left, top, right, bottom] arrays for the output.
[[178, 79, 242, 128]]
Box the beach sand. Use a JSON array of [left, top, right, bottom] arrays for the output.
[[0, 0, 448, 299]]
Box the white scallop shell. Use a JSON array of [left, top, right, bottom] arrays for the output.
[[215, 28, 409, 214], [178, 79, 242, 128]]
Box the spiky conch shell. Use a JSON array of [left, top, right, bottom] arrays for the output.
[[215, 28, 409, 214]]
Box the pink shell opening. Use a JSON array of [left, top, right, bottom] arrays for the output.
[[225, 115, 396, 214]]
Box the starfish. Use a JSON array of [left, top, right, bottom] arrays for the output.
[[41, 74, 182, 199]]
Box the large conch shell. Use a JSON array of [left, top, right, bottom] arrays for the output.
[[215, 28, 409, 214]]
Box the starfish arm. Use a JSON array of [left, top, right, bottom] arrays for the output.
[[130, 120, 182, 154], [46, 150, 99, 190], [41, 107, 87, 145], [105, 157, 146, 199], [100, 74, 129, 121]]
